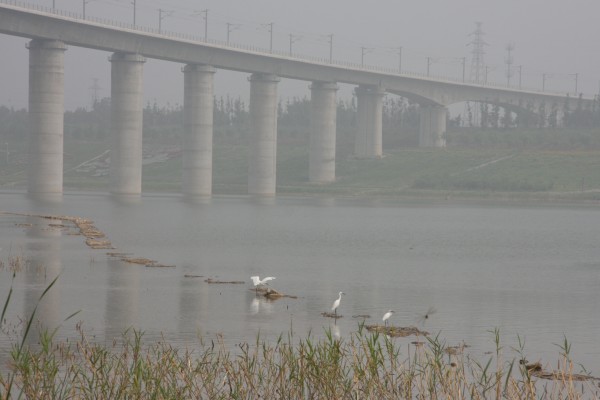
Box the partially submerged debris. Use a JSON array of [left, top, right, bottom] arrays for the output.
[[445, 343, 470, 356], [85, 239, 113, 249], [122, 257, 155, 265], [205, 278, 245, 284], [261, 288, 298, 299], [321, 312, 343, 319], [517, 360, 600, 382], [3, 212, 183, 269], [8, 212, 110, 249], [145, 263, 176, 268], [530, 367, 599, 382], [184, 274, 204, 278], [366, 325, 429, 338], [107, 252, 132, 257], [352, 314, 371, 319]]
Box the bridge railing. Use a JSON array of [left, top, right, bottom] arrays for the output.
[[0, 0, 581, 98]]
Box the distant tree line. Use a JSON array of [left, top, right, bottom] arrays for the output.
[[458, 94, 600, 130], [0, 95, 423, 149], [1, 94, 598, 150]]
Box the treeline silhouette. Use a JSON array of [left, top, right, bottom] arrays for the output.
[[1, 94, 599, 150]]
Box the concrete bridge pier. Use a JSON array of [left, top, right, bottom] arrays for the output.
[[419, 105, 447, 147], [26, 39, 67, 195], [355, 85, 385, 158], [182, 64, 215, 197], [309, 81, 338, 183], [248, 73, 280, 195], [109, 53, 146, 195]]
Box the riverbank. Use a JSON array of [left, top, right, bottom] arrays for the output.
[[1, 139, 599, 204]]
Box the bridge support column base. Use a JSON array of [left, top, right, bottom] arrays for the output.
[[109, 52, 146, 195], [182, 64, 216, 197], [27, 39, 67, 195], [310, 81, 338, 183], [355, 85, 385, 158], [248, 73, 280, 196], [419, 105, 446, 148]]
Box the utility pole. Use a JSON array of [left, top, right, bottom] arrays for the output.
[[505, 42, 515, 87], [89, 78, 101, 108], [466, 22, 488, 127], [202, 9, 208, 40], [328, 34, 333, 63], [461, 57, 466, 82], [83, 0, 92, 20], [542, 73, 547, 91], [261, 22, 274, 53], [397, 46, 403, 73], [361, 47, 373, 67], [52, 0, 55, 11], [131, 0, 136, 26], [158, 9, 173, 34], [467, 22, 488, 84], [158, 9, 163, 33], [516, 65, 522, 89], [226, 22, 241, 45], [426, 57, 432, 76], [193, 9, 209, 40], [570, 72, 579, 94], [289, 34, 301, 56]]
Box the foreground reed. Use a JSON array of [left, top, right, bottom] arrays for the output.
[[1, 324, 598, 399]]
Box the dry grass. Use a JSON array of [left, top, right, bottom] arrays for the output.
[[1, 325, 598, 399]]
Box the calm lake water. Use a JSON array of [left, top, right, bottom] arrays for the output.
[[1, 191, 599, 374]]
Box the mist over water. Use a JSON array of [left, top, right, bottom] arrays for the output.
[[1, 191, 599, 374]]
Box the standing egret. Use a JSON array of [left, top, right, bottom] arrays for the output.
[[331, 291, 345, 316], [250, 276, 276, 292], [382, 310, 395, 326]]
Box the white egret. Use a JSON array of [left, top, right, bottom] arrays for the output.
[[250, 276, 275, 292], [382, 310, 395, 326], [331, 291, 345, 316]]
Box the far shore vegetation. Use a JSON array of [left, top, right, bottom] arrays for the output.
[[1, 95, 599, 202]]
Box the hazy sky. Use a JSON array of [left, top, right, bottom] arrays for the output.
[[1, 0, 599, 110]]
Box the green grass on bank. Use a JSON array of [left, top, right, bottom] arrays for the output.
[[1, 135, 599, 201]]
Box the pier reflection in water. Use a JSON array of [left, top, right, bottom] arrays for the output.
[[23, 216, 62, 347]]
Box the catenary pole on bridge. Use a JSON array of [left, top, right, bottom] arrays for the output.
[[131, 0, 136, 26], [397, 46, 402, 73], [289, 34, 300, 56]]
